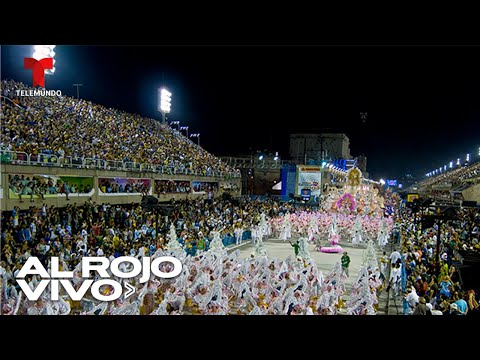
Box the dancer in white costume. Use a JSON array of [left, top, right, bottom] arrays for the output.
[[377, 228, 388, 248], [308, 215, 319, 240], [330, 214, 338, 236], [234, 224, 243, 245], [166, 223, 184, 253], [377, 217, 389, 247], [279, 213, 291, 241], [298, 237, 312, 261], [209, 230, 227, 256], [259, 213, 271, 238], [352, 229, 362, 246], [254, 230, 268, 257], [352, 217, 363, 246]]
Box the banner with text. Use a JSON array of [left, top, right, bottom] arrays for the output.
[[296, 165, 322, 197]]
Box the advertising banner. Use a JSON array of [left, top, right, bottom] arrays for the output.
[[296, 165, 322, 197]]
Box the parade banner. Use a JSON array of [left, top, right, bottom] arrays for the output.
[[296, 165, 322, 197]]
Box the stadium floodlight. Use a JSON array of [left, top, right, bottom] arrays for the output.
[[444, 165, 447, 171], [158, 88, 172, 123], [258, 155, 264, 161], [449, 161, 453, 169], [466, 153, 470, 162], [321, 161, 327, 167], [190, 133, 200, 146], [32, 45, 56, 75], [456, 158, 460, 166], [379, 179, 386, 185]]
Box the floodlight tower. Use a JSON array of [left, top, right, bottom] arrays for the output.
[[159, 88, 172, 123]]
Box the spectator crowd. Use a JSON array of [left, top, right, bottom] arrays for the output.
[[1, 80, 240, 177]]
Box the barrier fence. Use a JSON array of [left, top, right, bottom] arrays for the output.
[[179, 230, 252, 256], [0, 150, 241, 179]]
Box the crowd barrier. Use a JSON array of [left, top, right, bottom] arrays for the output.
[[0, 150, 241, 179], [178, 230, 252, 256]]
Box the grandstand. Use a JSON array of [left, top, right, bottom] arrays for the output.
[[414, 159, 480, 204], [0, 80, 241, 209]]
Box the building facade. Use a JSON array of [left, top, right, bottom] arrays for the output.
[[289, 133, 352, 164]]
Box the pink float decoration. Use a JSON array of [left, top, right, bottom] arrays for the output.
[[320, 245, 343, 253], [336, 193, 357, 212], [320, 233, 343, 253]]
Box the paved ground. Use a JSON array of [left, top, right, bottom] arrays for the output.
[[227, 237, 395, 314]]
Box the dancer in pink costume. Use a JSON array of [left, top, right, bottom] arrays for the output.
[[320, 214, 343, 253], [320, 233, 344, 253]]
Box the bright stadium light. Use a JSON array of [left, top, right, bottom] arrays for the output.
[[258, 155, 264, 160], [456, 158, 460, 166], [32, 45, 56, 75], [449, 161, 453, 168], [158, 88, 172, 123], [444, 165, 447, 171], [466, 153, 470, 162], [379, 179, 386, 185]]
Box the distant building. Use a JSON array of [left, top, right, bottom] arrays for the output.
[[356, 154, 367, 174], [289, 133, 352, 164]]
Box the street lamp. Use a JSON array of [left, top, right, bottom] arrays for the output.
[[190, 133, 200, 146], [159, 88, 172, 124]]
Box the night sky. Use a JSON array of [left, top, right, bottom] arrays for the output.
[[2, 45, 480, 181]]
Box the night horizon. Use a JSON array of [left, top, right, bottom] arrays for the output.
[[2, 45, 480, 181]]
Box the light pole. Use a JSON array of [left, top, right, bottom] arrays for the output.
[[159, 88, 172, 124], [170, 121, 180, 130], [190, 133, 200, 146], [73, 84, 83, 99], [180, 126, 189, 138]]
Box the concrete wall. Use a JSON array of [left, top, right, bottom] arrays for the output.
[[0, 164, 241, 211]]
